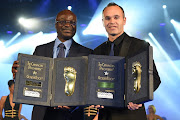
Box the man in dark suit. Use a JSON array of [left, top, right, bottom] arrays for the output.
[[12, 10, 92, 120], [93, 2, 161, 120]]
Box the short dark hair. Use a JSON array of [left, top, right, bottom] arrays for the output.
[[103, 2, 125, 17], [8, 80, 15, 87]]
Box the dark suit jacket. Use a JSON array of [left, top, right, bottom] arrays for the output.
[[93, 33, 161, 120], [31, 40, 92, 120]]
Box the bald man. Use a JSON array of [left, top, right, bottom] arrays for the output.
[[12, 10, 92, 120], [32, 10, 92, 120]]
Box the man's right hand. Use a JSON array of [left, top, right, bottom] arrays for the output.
[[89, 105, 104, 109], [12, 61, 19, 79], [54, 106, 71, 109]]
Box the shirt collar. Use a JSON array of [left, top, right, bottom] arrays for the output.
[[108, 32, 125, 46], [54, 37, 72, 50]]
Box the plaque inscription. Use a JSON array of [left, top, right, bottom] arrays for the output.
[[24, 61, 46, 81], [96, 61, 116, 99], [97, 62, 115, 81], [23, 87, 42, 98], [25, 80, 42, 87]]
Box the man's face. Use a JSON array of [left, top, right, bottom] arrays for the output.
[[55, 11, 76, 41], [102, 6, 126, 37]]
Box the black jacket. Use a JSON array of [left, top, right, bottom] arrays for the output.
[[31, 40, 92, 120], [93, 32, 161, 120]]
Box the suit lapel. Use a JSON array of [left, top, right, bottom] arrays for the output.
[[47, 41, 55, 58], [104, 41, 110, 55], [67, 40, 79, 57], [119, 33, 132, 57]]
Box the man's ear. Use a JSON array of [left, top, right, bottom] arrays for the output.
[[123, 17, 126, 25], [102, 19, 105, 27], [55, 23, 57, 29]]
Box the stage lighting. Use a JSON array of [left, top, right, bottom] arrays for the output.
[[7, 31, 13, 34], [80, 24, 87, 27], [170, 19, 180, 40], [148, 32, 180, 75], [6, 32, 21, 47], [160, 23, 165, 26], [28, 31, 34, 34], [18, 17, 39, 29], [67, 6, 72, 11], [0, 40, 4, 46], [82, 31, 87, 35], [170, 19, 175, 24], [0, 41, 5, 53], [83, 16, 107, 36], [18, 17, 25, 24], [163, 5, 166, 9], [50, 31, 56, 33], [170, 33, 180, 52]]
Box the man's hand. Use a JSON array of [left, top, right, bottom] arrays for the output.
[[89, 105, 104, 109], [127, 102, 142, 110], [12, 61, 19, 79], [54, 106, 71, 109]]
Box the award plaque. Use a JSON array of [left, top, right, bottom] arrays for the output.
[[86, 55, 125, 107], [85, 45, 153, 107], [125, 46, 153, 106], [13, 46, 153, 107], [13, 54, 53, 106]]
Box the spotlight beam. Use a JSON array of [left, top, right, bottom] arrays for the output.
[[163, 6, 170, 23], [6, 32, 21, 47], [170, 19, 180, 41], [148, 32, 180, 76], [170, 33, 180, 52]]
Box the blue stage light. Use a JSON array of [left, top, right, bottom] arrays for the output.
[[80, 24, 87, 27], [7, 31, 13, 34], [160, 23, 165, 26], [28, 31, 33, 34], [50, 31, 56, 33]]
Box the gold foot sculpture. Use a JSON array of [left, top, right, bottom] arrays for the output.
[[132, 61, 142, 93], [64, 67, 77, 96]]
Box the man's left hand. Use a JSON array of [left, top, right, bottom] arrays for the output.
[[54, 106, 71, 109], [127, 102, 142, 110], [89, 105, 104, 109]]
